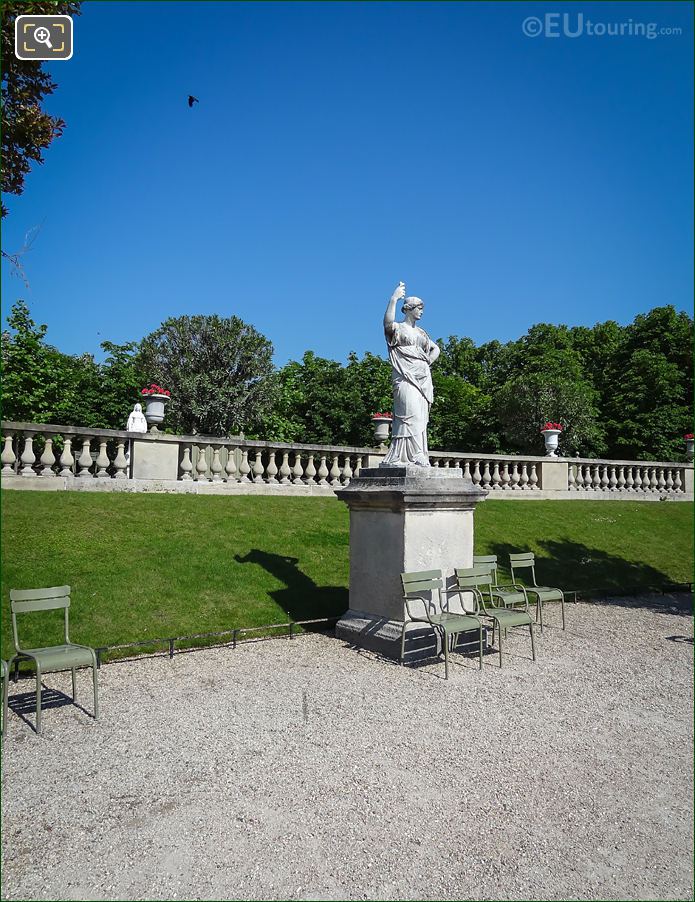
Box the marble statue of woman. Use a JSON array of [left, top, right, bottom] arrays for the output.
[[381, 281, 440, 467], [126, 403, 148, 433]]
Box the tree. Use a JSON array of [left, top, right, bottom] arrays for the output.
[[601, 307, 693, 460], [1, 2, 81, 218], [137, 314, 277, 435], [1, 298, 66, 420]]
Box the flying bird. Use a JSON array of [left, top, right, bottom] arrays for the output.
[[188, 95, 199, 108]]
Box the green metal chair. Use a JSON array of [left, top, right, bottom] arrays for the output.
[[455, 566, 536, 668], [400, 570, 483, 679], [473, 554, 535, 618], [1, 659, 8, 736], [9, 586, 99, 734], [509, 552, 566, 631]]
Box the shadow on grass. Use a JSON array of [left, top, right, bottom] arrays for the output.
[[489, 539, 693, 615], [234, 550, 348, 627]]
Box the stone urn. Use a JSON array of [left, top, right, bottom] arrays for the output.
[[143, 393, 171, 432], [371, 414, 393, 448], [686, 434, 694, 461], [540, 425, 562, 457]]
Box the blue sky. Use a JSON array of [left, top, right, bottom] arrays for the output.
[[2, 0, 692, 365]]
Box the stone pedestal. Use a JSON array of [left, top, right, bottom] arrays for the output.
[[335, 466, 487, 660]]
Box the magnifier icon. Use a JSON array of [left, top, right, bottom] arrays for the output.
[[33, 26, 53, 49]]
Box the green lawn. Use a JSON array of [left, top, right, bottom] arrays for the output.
[[1, 490, 692, 660]]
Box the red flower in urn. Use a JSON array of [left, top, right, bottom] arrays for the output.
[[141, 383, 171, 397]]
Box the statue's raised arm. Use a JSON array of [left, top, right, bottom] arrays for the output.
[[380, 282, 437, 468], [384, 281, 406, 335]]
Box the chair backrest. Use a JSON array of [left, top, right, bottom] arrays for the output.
[[455, 566, 497, 612], [473, 555, 498, 585], [10, 586, 71, 651], [401, 570, 442, 619], [509, 552, 536, 584]]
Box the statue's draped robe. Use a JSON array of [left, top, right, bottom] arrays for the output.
[[382, 321, 436, 466]]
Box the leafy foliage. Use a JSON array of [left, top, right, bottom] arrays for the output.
[[137, 314, 276, 435], [2, 299, 692, 461], [1, 1, 81, 217]]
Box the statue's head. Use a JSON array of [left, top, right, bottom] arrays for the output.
[[402, 296, 424, 319], [134, 403, 143, 414]]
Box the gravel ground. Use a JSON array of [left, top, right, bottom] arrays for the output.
[[1, 595, 693, 902]]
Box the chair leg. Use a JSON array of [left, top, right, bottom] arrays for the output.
[[478, 626, 483, 670], [400, 622, 408, 666], [35, 667, 42, 735], [442, 630, 449, 680], [530, 622, 536, 661], [538, 598, 544, 633], [2, 672, 8, 736], [560, 594, 566, 630], [72, 668, 77, 703], [92, 665, 99, 720], [498, 627, 503, 668]]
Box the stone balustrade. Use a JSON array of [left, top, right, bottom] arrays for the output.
[[0, 422, 375, 494], [1, 421, 692, 500]]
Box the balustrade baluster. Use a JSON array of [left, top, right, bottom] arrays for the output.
[[529, 463, 539, 490], [491, 462, 500, 490], [251, 450, 264, 484], [647, 466, 656, 492], [600, 465, 609, 492], [633, 467, 643, 493], [583, 465, 593, 491], [354, 455, 363, 476], [113, 441, 128, 479], [239, 450, 252, 483], [342, 455, 353, 485], [472, 461, 481, 486], [432, 458, 440, 468], [567, 464, 576, 491], [20, 435, 37, 477], [674, 469, 683, 493], [500, 462, 511, 490], [617, 466, 626, 491], [608, 466, 617, 492], [625, 467, 634, 492], [665, 468, 674, 493], [519, 463, 529, 490], [40, 436, 57, 476], [462, 460, 471, 479], [510, 462, 520, 490], [195, 445, 209, 481], [481, 461, 491, 489], [76, 437, 93, 478], [225, 446, 238, 482], [180, 446, 193, 481], [317, 455, 329, 486], [442, 459, 450, 468], [657, 467, 666, 493], [279, 452, 292, 485], [96, 440, 111, 478], [292, 453, 304, 485], [59, 437, 75, 477], [304, 454, 317, 484], [591, 465, 601, 492], [265, 450, 278, 484], [1, 433, 16, 475], [329, 454, 341, 487], [211, 447, 225, 482]]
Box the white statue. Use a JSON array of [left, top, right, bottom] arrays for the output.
[[381, 281, 440, 466], [126, 403, 148, 433]]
